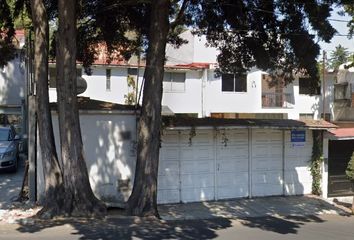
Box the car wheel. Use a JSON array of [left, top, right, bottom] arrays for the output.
[[9, 157, 18, 173]]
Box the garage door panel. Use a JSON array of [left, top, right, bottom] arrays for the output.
[[160, 147, 179, 161], [180, 130, 214, 146], [252, 171, 282, 184], [158, 174, 179, 189], [217, 146, 248, 159], [181, 187, 215, 202], [180, 160, 214, 174], [158, 189, 180, 204], [252, 184, 282, 196], [216, 129, 250, 200], [158, 160, 179, 176], [216, 129, 248, 145], [217, 185, 248, 199], [217, 159, 248, 172], [181, 173, 214, 188], [217, 172, 248, 186], [180, 147, 214, 161], [251, 129, 283, 197], [161, 131, 179, 146], [251, 158, 282, 171]]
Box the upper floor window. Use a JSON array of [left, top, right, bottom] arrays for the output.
[[221, 73, 247, 92], [299, 77, 320, 95], [106, 69, 111, 91], [163, 72, 186, 92]]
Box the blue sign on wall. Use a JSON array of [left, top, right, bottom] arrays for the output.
[[291, 130, 306, 142]]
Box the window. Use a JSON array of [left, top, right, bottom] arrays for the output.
[[106, 69, 111, 91], [163, 72, 186, 92], [299, 113, 314, 120], [49, 67, 82, 88], [128, 68, 138, 76], [221, 73, 247, 92], [321, 113, 331, 121], [299, 77, 320, 95]]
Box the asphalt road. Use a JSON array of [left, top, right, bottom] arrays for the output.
[[0, 155, 25, 209], [0, 214, 353, 240]]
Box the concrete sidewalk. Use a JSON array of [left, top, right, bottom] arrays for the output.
[[158, 195, 350, 221]]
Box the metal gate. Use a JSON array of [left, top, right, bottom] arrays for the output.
[[328, 140, 354, 197]]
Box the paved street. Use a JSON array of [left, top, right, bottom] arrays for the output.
[[0, 155, 25, 209], [0, 214, 353, 239]]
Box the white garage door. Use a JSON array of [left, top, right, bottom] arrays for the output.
[[158, 131, 180, 204], [216, 129, 249, 199], [251, 129, 283, 197], [284, 130, 313, 195], [158, 128, 310, 204], [179, 130, 215, 202]]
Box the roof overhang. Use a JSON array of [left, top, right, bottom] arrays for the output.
[[326, 128, 354, 140], [162, 117, 338, 131]]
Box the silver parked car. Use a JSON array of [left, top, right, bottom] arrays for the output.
[[0, 126, 20, 172]]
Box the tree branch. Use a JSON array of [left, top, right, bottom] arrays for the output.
[[170, 0, 189, 31]]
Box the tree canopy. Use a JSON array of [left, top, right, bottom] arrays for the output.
[[0, 0, 16, 67], [329, 44, 349, 69]]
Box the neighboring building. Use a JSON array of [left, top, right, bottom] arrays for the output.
[[47, 30, 334, 121], [324, 62, 354, 198], [0, 30, 26, 133]]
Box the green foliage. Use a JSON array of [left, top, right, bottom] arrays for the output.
[[124, 74, 136, 105], [346, 152, 354, 181], [193, 0, 337, 92], [0, 0, 16, 67], [310, 131, 323, 196], [329, 44, 349, 70]]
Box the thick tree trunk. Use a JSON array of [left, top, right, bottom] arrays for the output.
[[126, 0, 170, 217], [56, 0, 106, 217], [30, 0, 66, 218]]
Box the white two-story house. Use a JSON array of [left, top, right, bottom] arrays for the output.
[[38, 30, 343, 205], [48, 30, 334, 121]]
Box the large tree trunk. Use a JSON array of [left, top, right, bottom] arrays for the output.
[[126, 0, 170, 217], [30, 0, 66, 218], [56, 0, 106, 217]]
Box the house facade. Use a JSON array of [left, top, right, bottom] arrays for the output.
[[324, 63, 354, 198], [0, 30, 26, 133], [34, 30, 351, 205], [48, 30, 334, 121]]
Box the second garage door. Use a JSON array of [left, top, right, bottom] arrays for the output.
[[251, 129, 283, 197]]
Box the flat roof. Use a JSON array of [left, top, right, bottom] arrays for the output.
[[162, 117, 337, 130]]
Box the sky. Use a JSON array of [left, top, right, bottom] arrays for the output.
[[318, 7, 354, 59]]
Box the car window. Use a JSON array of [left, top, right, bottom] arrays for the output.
[[0, 129, 10, 141]]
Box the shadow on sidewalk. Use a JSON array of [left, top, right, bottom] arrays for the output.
[[15, 216, 232, 240]]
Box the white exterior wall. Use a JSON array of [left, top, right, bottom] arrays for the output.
[[37, 112, 137, 206], [47, 30, 334, 120], [165, 30, 218, 65], [161, 70, 203, 116], [49, 66, 144, 105], [0, 52, 26, 106]]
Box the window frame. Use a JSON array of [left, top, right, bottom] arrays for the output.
[[106, 69, 111, 91], [163, 71, 186, 93], [221, 73, 247, 93]]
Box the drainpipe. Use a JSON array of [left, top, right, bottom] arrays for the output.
[[322, 50, 326, 120], [201, 68, 207, 117]]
